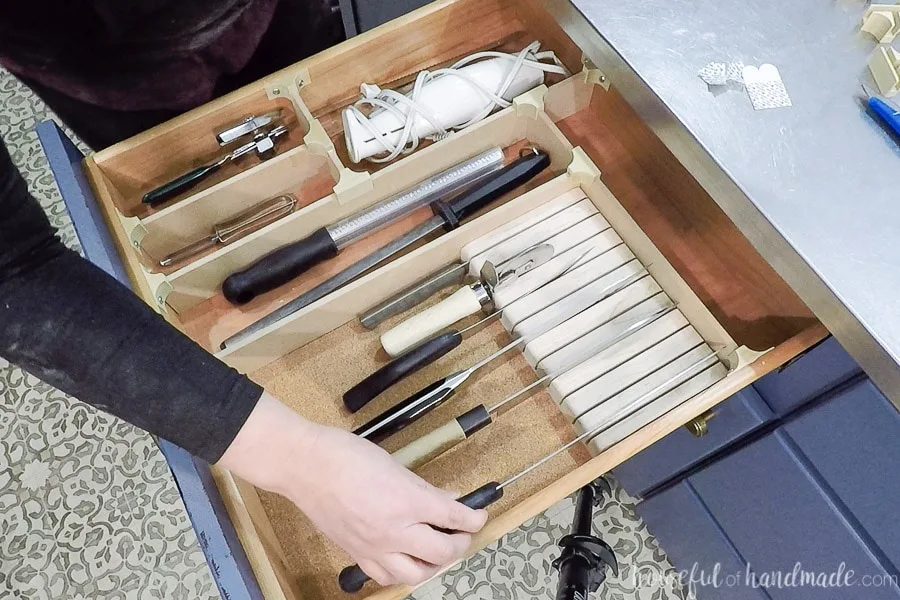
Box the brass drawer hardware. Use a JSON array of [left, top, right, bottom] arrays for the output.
[[685, 410, 717, 438]]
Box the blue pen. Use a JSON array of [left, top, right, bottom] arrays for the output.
[[862, 85, 900, 138]]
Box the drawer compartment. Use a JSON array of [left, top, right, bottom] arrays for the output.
[[93, 94, 311, 219], [162, 109, 572, 326], [73, 1, 826, 599], [614, 387, 774, 497], [785, 380, 900, 572]]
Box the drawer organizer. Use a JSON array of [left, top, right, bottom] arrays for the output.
[[449, 193, 730, 458], [75, 1, 827, 599]]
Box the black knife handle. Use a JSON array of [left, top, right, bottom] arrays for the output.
[[338, 566, 371, 595], [343, 332, 463, 413], [455, 482, 504, 510], [352, 377, 455, 443], [143, 162, 223, 206], [338, 482, 503, 593], [432, 150, 550, 230], [222, 227, 338, 305]]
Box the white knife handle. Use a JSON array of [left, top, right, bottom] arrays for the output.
[[381, 286, 486, 357], [392, 419, 467, 470]]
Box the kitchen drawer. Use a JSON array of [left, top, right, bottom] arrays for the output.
[[637, 481, 769, 600], [690, 431, 900, 600], [45, 1, 826, 599], [614, 387, 773, 497], [754, 336, 861, 416], [785, 379, 900, 573]]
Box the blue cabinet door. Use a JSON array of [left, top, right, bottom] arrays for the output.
[[637, 482, 770, 600], [785, 379, 900, 574], [753, 337, 860, 416], [689, 430, 900, 600], [615, 388, 773, 496]]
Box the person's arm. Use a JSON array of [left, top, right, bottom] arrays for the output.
[[0, 139, 262, 460], [0, 139, 485, 585]]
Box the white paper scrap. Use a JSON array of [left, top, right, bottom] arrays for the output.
[[698, 61, 745, 86], [742, 64, 792, 110]]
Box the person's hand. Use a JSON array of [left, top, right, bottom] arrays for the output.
[[218, 392, 488, 587]]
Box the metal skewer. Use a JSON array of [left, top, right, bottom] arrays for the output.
[[159, 195, 297, 267]]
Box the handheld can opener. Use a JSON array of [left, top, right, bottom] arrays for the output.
[[142, 110, 289, 207], [215, 111, 284, 145]]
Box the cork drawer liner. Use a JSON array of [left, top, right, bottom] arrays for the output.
[[77, 1, 826, 599]]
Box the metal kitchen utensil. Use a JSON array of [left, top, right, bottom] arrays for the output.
[[159, 195, 297, 267], [143, 113, 290, 207]]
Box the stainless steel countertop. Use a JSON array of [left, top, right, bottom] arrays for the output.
[[549, 0, 900, 406]]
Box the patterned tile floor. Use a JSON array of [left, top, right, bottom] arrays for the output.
[[0, 66, 688, 600]]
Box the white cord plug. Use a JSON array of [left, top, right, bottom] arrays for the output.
[[343, 41, 570, 163]]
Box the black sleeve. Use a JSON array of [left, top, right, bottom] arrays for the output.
[[0, 139, 262, 464]]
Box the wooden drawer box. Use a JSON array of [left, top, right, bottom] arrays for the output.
[[54, 1, 827, 598]]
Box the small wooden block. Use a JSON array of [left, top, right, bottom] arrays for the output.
[[585, 359, 728, 455], [500, 244, 636, 328], [460, 189, 587, 262], [511, 260, 647, 339], [861, 4, 900, 44], [560, 333, 708, 421], [545, 307, 687, 395], [524, 277, 662, 365], [467, 200, 603, 276], [491, 229, 622, 309], [869, 46, 900, 98]]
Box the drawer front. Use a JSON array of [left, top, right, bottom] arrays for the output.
[[689, 431, 900, 600], [35, 122, 130, 284], [637, 481, 770, 600], [785, 379, 900, 573], [36, 121, 263, 600], [753, 337, 860, 416], [614, 387, 773, 497]]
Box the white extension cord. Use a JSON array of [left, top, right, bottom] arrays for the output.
[[343, 41, 570, 163]]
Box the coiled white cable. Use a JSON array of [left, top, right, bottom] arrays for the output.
[[346, 41, 570, 163]]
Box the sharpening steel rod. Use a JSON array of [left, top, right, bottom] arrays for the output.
[[222, 147, 504, 305], [220, 149, 551, 350]]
